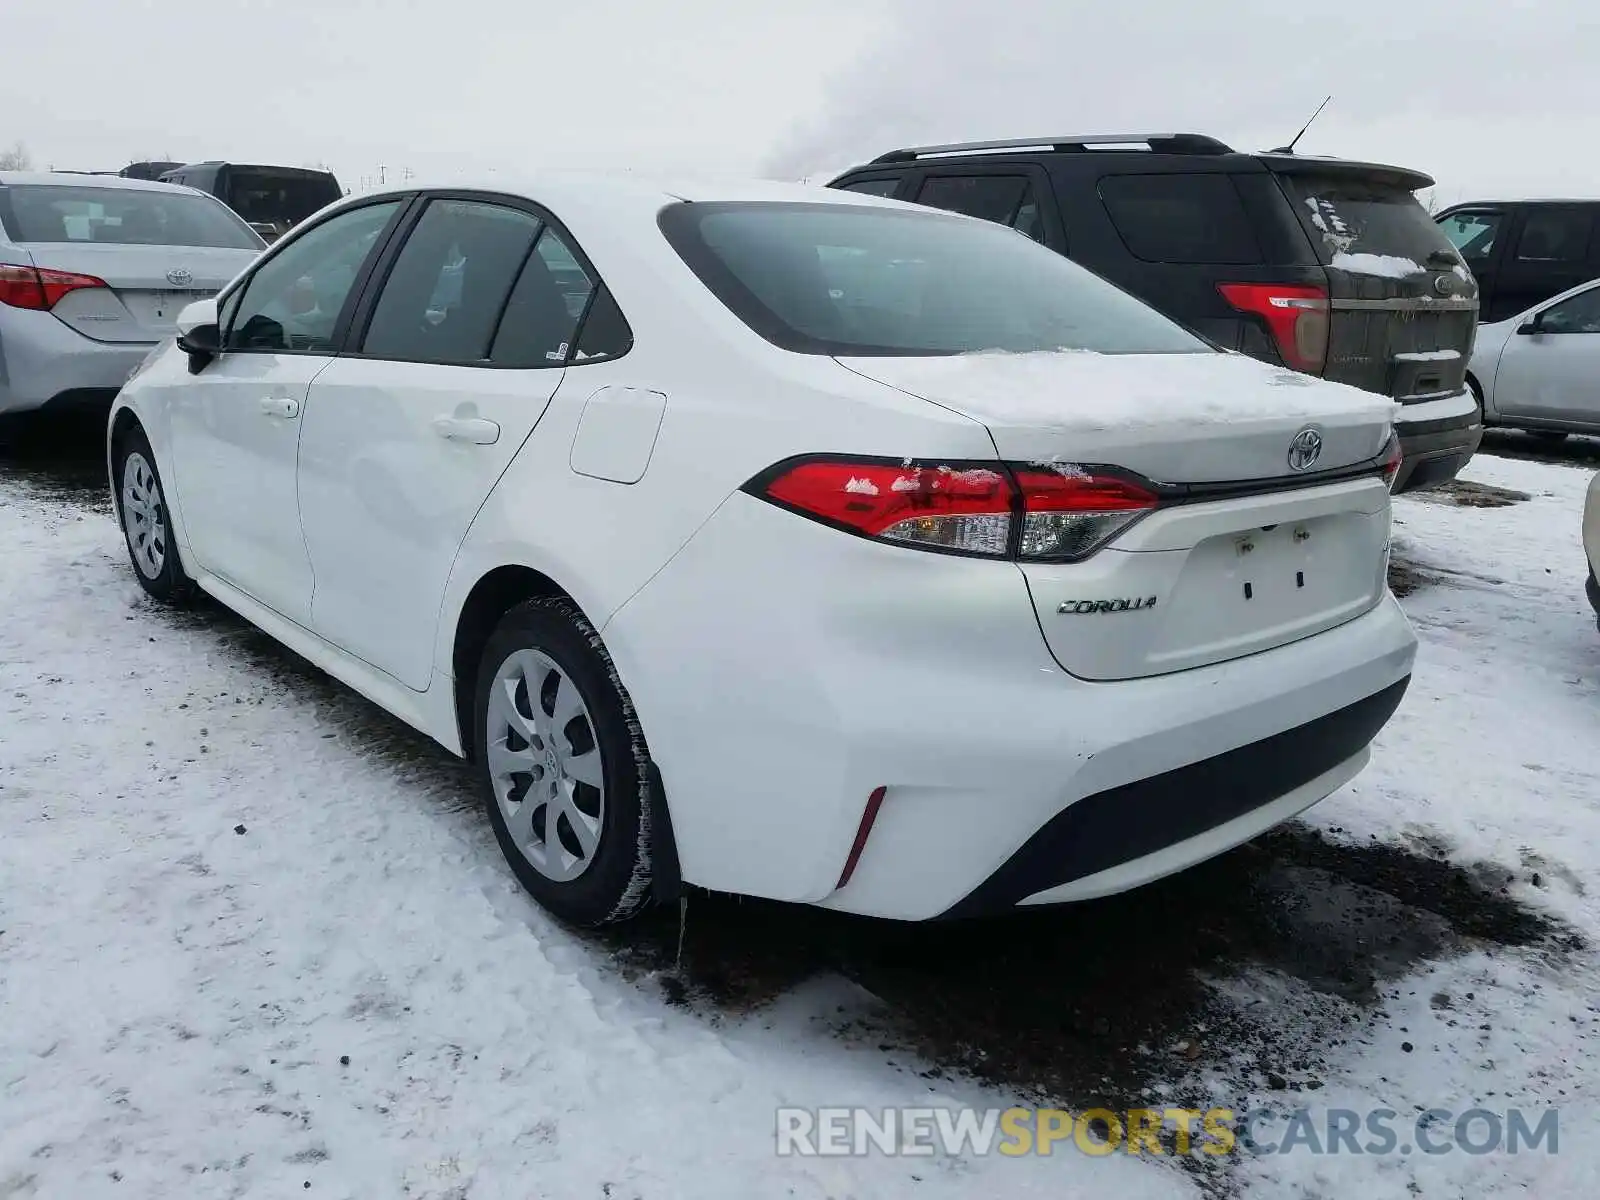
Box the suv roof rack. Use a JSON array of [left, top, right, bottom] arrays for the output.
[[869, 133, 1234, 164]]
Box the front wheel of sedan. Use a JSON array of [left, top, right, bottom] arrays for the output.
[[475, 597, 655, 927], [116, 430, 193, 605]]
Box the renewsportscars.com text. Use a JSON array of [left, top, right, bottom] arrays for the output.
[[776, 1105, 1559, 1158]]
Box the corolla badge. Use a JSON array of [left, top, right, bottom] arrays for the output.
[[1057, 596, 1158, 615], [166, 267, 193, 287], [1287, 427, 1324, 472]]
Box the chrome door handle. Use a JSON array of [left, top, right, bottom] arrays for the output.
[[259, 396, 300, 418], [431, 415, 500, 445]]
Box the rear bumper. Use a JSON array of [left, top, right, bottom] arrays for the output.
[[605, 493, 1419, 920], [944, 675, 1408, 916], [0, 308, 156, 415], [1391, 391, 1482, 494]]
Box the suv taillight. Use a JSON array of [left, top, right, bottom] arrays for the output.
[[1218, 282, 1330, 374], [0, 264, 109, 310], [749, 457, 1160, 562]]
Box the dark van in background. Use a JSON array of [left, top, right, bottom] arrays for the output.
[[118, 161, 183, 182], [158, 161, 343, 243], [1436, 200, 1600, 324], [827, 133, 1482, 493]]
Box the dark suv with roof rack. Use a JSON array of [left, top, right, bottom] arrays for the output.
[[828, 133, 1481, 493]]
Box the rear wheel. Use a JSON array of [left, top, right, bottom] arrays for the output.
[[474, 597, 655, 927], [116, 429, 193, 605]]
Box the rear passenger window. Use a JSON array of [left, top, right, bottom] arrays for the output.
[[1098, 174, 1262, 264], [363, 199, 542, 364], [914, 175, 1046, 242], [571, 287, 633, 362], [838, 178, 901, 198], [489, 228, 594, 367], [1514, 209, 1593, 262]]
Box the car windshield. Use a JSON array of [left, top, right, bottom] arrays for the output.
[[658, 201, 1210, 357], [2, 184, 262, 249], [226, 170, 342, 227]]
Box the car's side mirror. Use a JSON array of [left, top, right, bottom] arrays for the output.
[[175, 297, 222, 372], [1516, 312, 1545, 336]]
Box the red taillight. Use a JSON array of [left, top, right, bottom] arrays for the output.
[[1218, 282, 1330, 374], [0, 264, 109, 310], [1381, 433, 1403, 490], [761, 459, 1016, 556], [1011, 466, 1161, 561], [750, 457, 1163, 561]]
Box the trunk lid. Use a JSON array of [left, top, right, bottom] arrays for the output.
[[836, 348, 1397, 680], [836, 349, 1397, 482], [22, 243, 255, 343], [1271, 163, 1479, 403]]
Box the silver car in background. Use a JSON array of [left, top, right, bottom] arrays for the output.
[[0, 173, 264, 415], [1468, 276, 1600, 441]]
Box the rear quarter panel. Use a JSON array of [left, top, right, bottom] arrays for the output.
[[429, 268, 995, 696]]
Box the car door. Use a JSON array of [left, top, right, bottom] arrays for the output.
[[1489, 282, 1600, 429], [1494, 206, 1597, 323], [906, 164, 1064, 251], [164, 198, 407, 623], [296, 194, 604, 689]]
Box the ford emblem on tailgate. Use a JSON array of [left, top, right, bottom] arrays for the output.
[[1288, 427, 1323, 472], [166, 267, 193, 286]]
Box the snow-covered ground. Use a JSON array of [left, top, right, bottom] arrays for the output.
[[2, 442, 1598, 1199]]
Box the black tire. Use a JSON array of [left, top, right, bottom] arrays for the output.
[[1586, 570, 1600, 619], [114, 428, 194, 605], [474, 596, 655, 927]]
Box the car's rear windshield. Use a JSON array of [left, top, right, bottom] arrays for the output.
[[657, 201, 1209, 357], [0, 184, 262, 249], [1279, 173, 1459, 267], [225, 170, 342, 227]]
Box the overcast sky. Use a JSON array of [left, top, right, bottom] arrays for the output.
[[6, 0, 1596, 206]]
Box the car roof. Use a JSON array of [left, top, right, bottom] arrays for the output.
[[172, 161, 340, 178], [837, 134, 1434, 190], [340, 170, 919, 216], [0, 171, 195, 192]]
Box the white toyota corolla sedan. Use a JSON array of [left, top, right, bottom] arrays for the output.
[[109, 175, 1417, 927]]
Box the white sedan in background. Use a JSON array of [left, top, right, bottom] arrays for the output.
[[1468, 276, 1600, 440], [109, 175, 1416, 928]]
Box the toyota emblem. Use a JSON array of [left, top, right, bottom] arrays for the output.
[[166, 267, 193, 287], [1288, 427, 1323, 472]]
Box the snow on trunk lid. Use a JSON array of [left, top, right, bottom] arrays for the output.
[[835, 349, 1397, 484]]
